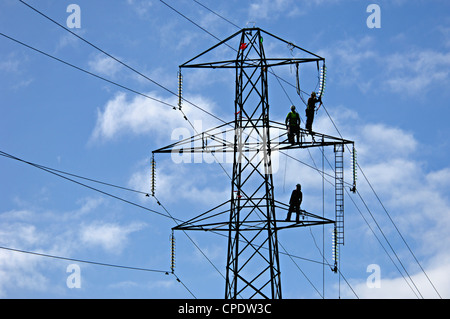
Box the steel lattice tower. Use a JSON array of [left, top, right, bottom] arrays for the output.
[[153, 28, 355, 299], [226, 29, 281, 299]]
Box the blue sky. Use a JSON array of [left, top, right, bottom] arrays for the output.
[[1, 0, 450, 299]]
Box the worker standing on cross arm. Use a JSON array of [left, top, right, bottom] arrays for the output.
[[286, 184, 303, 223], [285, 105, 300, 145], [305, 92, 322, 134]]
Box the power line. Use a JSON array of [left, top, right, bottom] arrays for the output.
[[192, 0, 241, 29], [358, 167, 442, 299], [0, 142, 418, 299], [160, 0, 224, 45], [346, 189, 421, 299], [320, 102, 442, 299], [0, 149, 207, 298], [154, 195, 226, 280], [309, 228, 359, 299], [296, 103, 426, 298], [0, 150, 181, 222], [17, 0, 225, 125], [171, 272, 197, 298], [18, 0, 175, 98], [0, 148, 327, 269], [0, 244, 197, 297], [0, 32, 175, 110], [0, 150, 200, 297], [0, 245, 168, 274]]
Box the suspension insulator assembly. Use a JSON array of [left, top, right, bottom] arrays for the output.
[[151, 153, 156, 197]]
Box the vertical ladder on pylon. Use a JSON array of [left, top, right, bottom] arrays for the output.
[[334, 143, 344, 246]]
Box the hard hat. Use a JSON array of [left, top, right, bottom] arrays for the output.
[[311, 91, 316, 96], [290, 105, 295, 110]]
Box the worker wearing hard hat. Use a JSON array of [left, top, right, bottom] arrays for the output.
[[285, 105, 300, 145], [305, 92, 322, 134]]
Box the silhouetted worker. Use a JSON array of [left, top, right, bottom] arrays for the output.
[[305, 92, 322, 134], [285, 105, 300, 144], [286, 184, 303, 223]]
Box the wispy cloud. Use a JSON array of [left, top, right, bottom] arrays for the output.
[[79, 221, 146, 254], [248, 0, 303, 20], [0, 52, 33, 90], [322, 36, 450, 96], [0, 196, 146, 296], [90, 91, 220, 143], [87, 53, 124, 78], [384, 50, 450, 94], [126, 0, 154, 18]]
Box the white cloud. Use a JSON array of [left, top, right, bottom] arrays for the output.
[[247, 0, 338, 20], [321, 36, 377, 92], [248, 0, 294, 20], [0, 249, 50, 297], [322, 35, 450, 96], [0, 57, 20, 73], [88, 54, 124, 78], [128, 159, 230, 206], [90, 91, 220, 142], [342, 258, 450, 299], [0, 222, 45, 248], [384, 50, 450, 94], [360, 123, 417, 160], [126, 0, 154, 18], [0, 52, 33, 90], [426, 168, 450, 188], [54, 29, 87, 53], [0, 197, 146, 296], [0, 210, 63, 297], [79, 221, 146, 254]]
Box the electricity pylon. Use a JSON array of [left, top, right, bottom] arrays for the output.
[[153, 28, 355, 299]]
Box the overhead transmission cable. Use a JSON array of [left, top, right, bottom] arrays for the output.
[[16, 0, 225, 125], [0, 150, 199, 297], [0, 149, 328, 273], [192, 0, 240, 29], [18, 0, 176, 97], [0, 150, 180, 222], [0, 32, 175, 109], [0, 244, 196, 298], [0, 31, 229, 186], [0, 245, 168, 274], [320, 102, 441, 299]]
